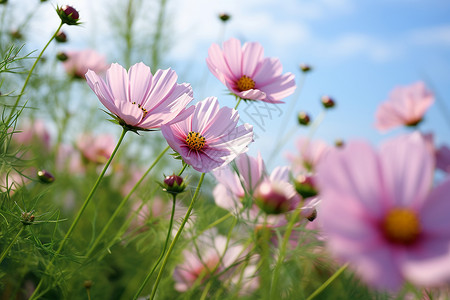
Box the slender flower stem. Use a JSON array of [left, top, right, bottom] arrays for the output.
[[29, 128, 127, 300], [6, 22, 64, 125], [177, 163, 187, 176], [234, 97, 243, 110], [139, 173, 205, 300], [132, 193, 177, 300], [306, 263, 349, 300], [0, 225, 25, 265], [85, 145, 170, 258]]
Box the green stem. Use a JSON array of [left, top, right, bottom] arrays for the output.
[[29, 128, 127, 300], [132, 193, 177, 300], [306, 263, 349, 300], [0, 225, 25, 265], [151, 0, 168, 69], [234, 97, 243, 110], [85, 145, 170, 258], [146, 173, 205, 300], [177, 163, 187, 176], [6, 22, 64, 125]]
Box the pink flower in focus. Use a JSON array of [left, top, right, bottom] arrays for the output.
[[86, 62, 193, 131], [436, 145, 450, 174], [285, 137, 329, 174], [63, 49, 109, 79], [316, 132, 450, 290], [161, 97, 253, 173], [375, 81, 434, 132], [77, 133, 115, 164], [206, 38, 296, 103]]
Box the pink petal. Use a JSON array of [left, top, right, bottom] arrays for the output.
[[242, 41, 264, 76], [128, 62, 153, 105], [222, 38, 243, 78], [106, 63, 129, 103]]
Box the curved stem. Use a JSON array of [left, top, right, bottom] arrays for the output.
[[29, 128, 127, 300], [132, 193, 177, 300], [0, 225, 25, 265], [234, 97, 243, 110], [177, 163, 187, 176], [85, 145, 170, 258], [6, 22, 64, 124], [306, 263, 349, 300], [146, 173, 205, 300]]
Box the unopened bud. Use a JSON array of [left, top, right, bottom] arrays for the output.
[[0, 0, 8, 5], [255, 182, 290, 214], [56, 52, 68, 61], [321, 95, 335, 109], [10, 29, 22, 39], [218, 13, 231, 22], [335, 139, 345, 148], [162, 174, 185, 194], [57, 5, 80, 25], [306, 209, 317, 222], [294, 175, 317, 199], [84, 280, 92, 289], [37, 169, 55, 184], [55, 31, 67, 43], [297, 112, 311, 126], [299, 63, 312, 73], [21, 211, 35, 225]]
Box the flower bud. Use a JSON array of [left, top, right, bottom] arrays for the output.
[[255, 182, 290, 214], [297, 111, 311, 126], [37, 169, 55, 184], [0, 0, 8, 5], [162, 174, 185, 194], [335, 139, 345, 148], [56, 51, 68, 61], [10, 29, 22, 40], [218, 13, 231, 22], [299, 63, 312, 73], [55, 31, 67, 43], [321, 95, 335, 109], [294, 175, 317, 199], [21, 211, 35, 225], [57, 5, 80, 25], [306, 209, 317, 222], [84, 280, 93, 289]]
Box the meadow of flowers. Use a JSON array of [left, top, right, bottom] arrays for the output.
[[1, 2, 450, 300]]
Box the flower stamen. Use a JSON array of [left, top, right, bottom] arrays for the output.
[[382, 208, 421, 245], [186, 131, 206, 151], [237, 75, 255, 91], [132, 102, 148, 117]]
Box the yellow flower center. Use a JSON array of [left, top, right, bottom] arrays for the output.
[[382, 208, 421, 245], [185, 131, 206, 151], [132, 102, 148, 117], [237, 75, 255, 91]]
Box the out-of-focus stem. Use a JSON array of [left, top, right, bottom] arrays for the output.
[[0, 225, 25, 265]]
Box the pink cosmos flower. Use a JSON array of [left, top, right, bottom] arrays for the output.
[[76, 133, 115, 164], [285, 137, 330, 174], [206, 38, 296, 103], [161, 97, 253, 173], [375, 81, 434, 132], [316, 132, 450, 290], [436, 145, 450, 174], [13, 119, 51, 151], [62, 49, 109, 79], [86, 62, 193, 131]]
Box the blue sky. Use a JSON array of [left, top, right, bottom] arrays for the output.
[[34, 0, 450, 169]]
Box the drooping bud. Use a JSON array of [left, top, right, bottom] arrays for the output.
[[335, 139, 345, 148], [255, 182, 290, 214], [218, 13, 231, 22], [57, 5, 80, 25], [294, 174, 317, 199], [56, 51, 68, 61], [162, 174, 186, 195], [297, 111, 311, 126], [37, 169, 55, 184], [55, 31, 67, 43], [321, 95, 335, 109], [299, 63, 312, 73]]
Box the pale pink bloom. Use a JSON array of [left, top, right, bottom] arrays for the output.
[[161, 97, 253, 173], [13, 119, 51, 150], [76, 133, 115, 164], [285, 137, 330, 174], [206, 38, 296, 103], [316, 132, 450, 290], [436, 145, 450, 173], [56, 144, 84, 174], [86, 62, 193, 131], [63, 49, 109, 79], [0, 170, 31, 195], [375, 81, 434, 132], [173, 230, 249, 292]]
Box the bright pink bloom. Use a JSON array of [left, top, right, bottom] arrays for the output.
[[316, 133, 450, 290], [62, 49, 109, 79], [76, 133, 115, 164], [436, 145, 450, 174], [285, 137, 330, 174], [375, 81, 434, 132], [86, 62, 193, 131], [206, 38, 296, 103], [161, 97, 253, 173]]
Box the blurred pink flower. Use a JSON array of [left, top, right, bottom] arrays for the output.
[[161, 97, 253, 173], [316, 132, 450, 290], [436, 145, 450, 173], [375, 81, 434, 132], [285, 137, 330, 174], [13, 119, 51, 150], [62, 49, 109, 79], [56, 144, 84, 174], [206, 38, 296, 103], [76, 133, 116, 164], [86, 62, 193, 131]]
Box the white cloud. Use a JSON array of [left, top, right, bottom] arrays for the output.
[[409, 25, 450, 47]]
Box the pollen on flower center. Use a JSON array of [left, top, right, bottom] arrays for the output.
[[132, 101, 148, 117], [237, 75, 255, 91], [382, 208, 421, 245], [186, 131, 206, 151]]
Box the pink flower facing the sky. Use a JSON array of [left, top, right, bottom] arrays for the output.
[[86, 62, 193, 131], [316, 132, 450, 291], [62, 49, 109, 79], [161, 97, 253, 173], [285, 137, 330, 175], [206, 38, 296, 103], [76, 133, 115, 164], [375, 81, 434, 132]]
